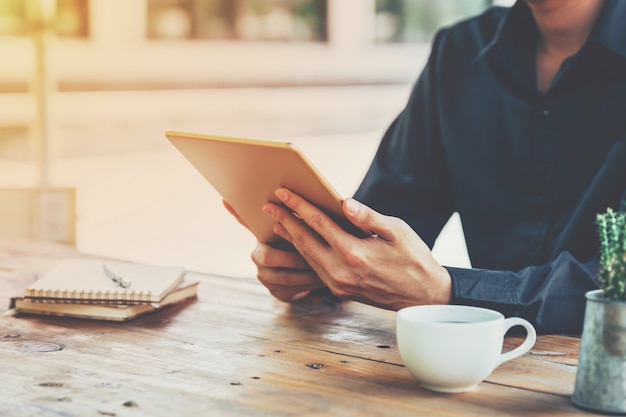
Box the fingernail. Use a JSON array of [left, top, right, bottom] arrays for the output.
[[345, 198, 360, 215], [262, 204, 275, 217], [291, 290, 311, 301], [275, 188, 288, 202]]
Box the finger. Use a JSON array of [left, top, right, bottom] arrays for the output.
[[267, 205, 332, 265], [252, 242, 312, 271], [343, 198, 402, 242], [270, 221, 337, 290], [268, 287, 312, 303], [256, 265, 325, 302], [264, 197, 345, 292], [257, 265, 321, 288], [272, 188, 347, 247]]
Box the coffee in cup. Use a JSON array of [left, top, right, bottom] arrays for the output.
[[396, 305, 536, 393]]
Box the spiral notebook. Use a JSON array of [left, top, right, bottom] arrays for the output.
[[10, 280, 198, 321], [24, 258, 185, 304]]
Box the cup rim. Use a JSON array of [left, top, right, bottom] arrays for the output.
[[397, 304, 504, 325]]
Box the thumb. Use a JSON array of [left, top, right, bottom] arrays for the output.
[[343, 198, 396, 241]]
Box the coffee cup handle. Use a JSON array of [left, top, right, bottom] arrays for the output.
[[496, 317, 537, 367]]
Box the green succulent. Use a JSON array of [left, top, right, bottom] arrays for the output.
[[597, 208, 626, 301]]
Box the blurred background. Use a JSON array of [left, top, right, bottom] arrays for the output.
[[0, 0, 512, 277]]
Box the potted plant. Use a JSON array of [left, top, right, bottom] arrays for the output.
[[572, 208, 626, 414]]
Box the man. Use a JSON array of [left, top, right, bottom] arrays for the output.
[[228, 0, 626, 334]]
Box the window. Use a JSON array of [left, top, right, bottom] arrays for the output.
[[55, 0, 89, 38], [0, 0, 27, 36], [0, 0, 89, 38], [375, 0, 490, 43], [147, 0, 327, 41]]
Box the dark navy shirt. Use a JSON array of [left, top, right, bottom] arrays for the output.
[[354, 0, 626, 334]]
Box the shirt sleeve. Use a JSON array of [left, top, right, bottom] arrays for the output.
[[353, 19, 626, 334], [448, 252, 599, 335], [354, 30, 456, 248], [448, 188, 626, 335]]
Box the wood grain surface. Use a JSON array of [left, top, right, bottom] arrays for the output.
[[0, 238, 598, 416]]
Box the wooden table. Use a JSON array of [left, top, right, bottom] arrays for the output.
[[0, 238, 598, 416]]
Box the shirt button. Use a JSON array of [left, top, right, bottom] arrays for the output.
[[541, 109, 550, 116]]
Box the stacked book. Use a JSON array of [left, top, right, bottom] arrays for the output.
[[8, 258, 198, 321]]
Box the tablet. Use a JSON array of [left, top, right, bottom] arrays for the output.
[[166, 130, 365, 244]]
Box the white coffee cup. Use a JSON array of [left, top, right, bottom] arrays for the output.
[[396, 305, 536, 393]]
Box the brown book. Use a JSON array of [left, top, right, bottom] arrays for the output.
[[24, 258, 185, 304], [9, 280, 198, 321]]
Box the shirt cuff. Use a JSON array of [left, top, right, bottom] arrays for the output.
[[446, 266, 520, 308]]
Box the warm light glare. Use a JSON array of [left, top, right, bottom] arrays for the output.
[[39, 0, 57, 21], [0, 0, 481, 272], [24, 0, 57, 23]]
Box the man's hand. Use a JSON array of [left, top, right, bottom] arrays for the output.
[[250, 242, 327, 302], [261, 188, 452, 310], [223, 200, 327, 301]]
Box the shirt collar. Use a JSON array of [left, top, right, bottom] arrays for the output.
[[490, 1, 537, 90], [492, 0, 626, 61], [588, 0, 626, 60], [487, 0, 626, 91]]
